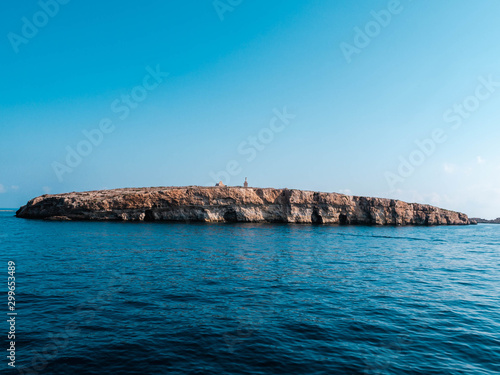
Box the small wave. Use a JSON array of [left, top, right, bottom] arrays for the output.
[[336, 231, 445, 243]]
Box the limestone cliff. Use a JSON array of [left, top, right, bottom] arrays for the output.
[[16, 186, 472, 225]]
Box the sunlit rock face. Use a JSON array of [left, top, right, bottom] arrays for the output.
[[16, 186, 472, 226]]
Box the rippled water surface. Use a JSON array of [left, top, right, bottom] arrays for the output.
[[1, 211, 499, 374]]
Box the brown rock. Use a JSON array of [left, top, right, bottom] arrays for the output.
[[15, 186, 472, 225]]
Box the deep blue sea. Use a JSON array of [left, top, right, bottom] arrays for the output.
[[1, 210, 499, 374]]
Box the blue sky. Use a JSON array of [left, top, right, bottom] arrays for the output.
[[1, 0, 500, 218]]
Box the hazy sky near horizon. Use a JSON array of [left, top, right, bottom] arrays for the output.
[[1, 0, 500, 218]]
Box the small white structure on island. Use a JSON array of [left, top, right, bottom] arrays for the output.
[[215, 181, 225, 187], [244, 177, 248, 188]]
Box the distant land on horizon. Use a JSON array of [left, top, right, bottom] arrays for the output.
[[470, 217, 500, 224]]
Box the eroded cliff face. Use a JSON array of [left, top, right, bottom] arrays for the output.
[[16, 186, 472, 225]]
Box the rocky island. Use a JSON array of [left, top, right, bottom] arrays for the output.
[[16, 186, 473, 225]]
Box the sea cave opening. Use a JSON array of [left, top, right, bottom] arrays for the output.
[[311, 208, 323, 224], [144, 210, 155, 222], [339, 214, 348, 225]]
